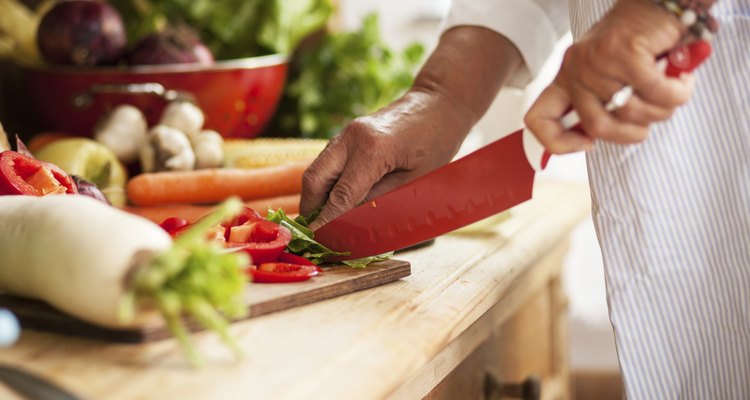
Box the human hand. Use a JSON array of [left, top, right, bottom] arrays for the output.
[[300, 26, 524, 230], [525, 0, 694, 153], [300, 91, 467, 230]]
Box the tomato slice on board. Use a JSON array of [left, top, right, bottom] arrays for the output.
[[0, 150, 77, 196], [227, 219, 292, 264], [246, 262, 320, 283]]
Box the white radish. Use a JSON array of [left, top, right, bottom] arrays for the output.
[[159, 101, 205, 139], [94, 105, 148, 164], [0, 195, 170, 328], [0, 195, 249, 365]]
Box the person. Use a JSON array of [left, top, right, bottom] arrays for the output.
[[300, 0, 749, 398]]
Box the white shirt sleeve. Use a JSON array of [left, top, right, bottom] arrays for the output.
[[442, 0, 569, 88]]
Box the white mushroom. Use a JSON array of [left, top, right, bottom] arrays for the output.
[[139, 125, 195, 173], [94, 104, 148, 164], [191, 129, 224, 169], [159, 101, 205, 139]]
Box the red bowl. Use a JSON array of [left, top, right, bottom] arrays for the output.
[[23, 54, 288, 139]]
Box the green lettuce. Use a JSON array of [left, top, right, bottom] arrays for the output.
[[265, 208, 392, 267]]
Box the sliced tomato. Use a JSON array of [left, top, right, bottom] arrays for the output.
[[247, 262, 320, 283], [227, 219, 292, 264]]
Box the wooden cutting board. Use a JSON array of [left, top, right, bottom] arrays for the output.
[[0, 260, 410, 343]]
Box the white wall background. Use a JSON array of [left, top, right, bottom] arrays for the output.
[[337, 0, 619, 371]]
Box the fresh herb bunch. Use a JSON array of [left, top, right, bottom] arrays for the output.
[[270, 14, 425, 139], [110, 0, 332, 58]]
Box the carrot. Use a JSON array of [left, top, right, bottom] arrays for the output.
[[126, 160, 310, 207], [124, 194, 301, 224]]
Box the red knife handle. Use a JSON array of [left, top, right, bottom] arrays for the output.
[[524, 40, 712, 171]]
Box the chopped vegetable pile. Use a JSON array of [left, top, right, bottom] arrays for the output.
[[121, 198, 249, 366]]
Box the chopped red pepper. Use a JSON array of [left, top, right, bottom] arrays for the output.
[[159, 217, 190, 236], [227, 219, 292, 264], [0, 150, 77, 196], [246, 262, 320, 283], [221, 207, 264, 233], [160, 208, 323, 284]]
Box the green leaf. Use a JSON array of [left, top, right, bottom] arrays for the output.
[[342, 252, 394, 269], [124, 198, 250, 367], [266, 208, 348, 263], [268, 12, 426, 138], [266, 208, 392, 267]]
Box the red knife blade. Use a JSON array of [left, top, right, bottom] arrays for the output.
[[314, 41, 712, 260], [315, 129, 536, 259]]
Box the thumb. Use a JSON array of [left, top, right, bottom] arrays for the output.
[[309, 159, 387, 231]]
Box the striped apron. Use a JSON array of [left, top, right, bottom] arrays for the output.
[[567, 1, 750, 398]]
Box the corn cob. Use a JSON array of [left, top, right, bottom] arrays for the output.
[[223, 138, 328, 169]]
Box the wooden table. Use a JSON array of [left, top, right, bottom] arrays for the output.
[[0, 179, 590, 400]]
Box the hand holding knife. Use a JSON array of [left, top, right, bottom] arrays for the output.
[[315, 41, 712, 260]]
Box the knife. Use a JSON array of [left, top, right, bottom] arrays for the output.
[[315, 41, 712, 260], [0, 365, 83, 400]]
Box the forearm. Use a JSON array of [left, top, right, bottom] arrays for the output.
[[397, 26, 523, 144]]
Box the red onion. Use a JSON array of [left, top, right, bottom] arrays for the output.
[[129, 25, 214, 66], [37, 0, 127, 66], [71, 175, 110, 205]]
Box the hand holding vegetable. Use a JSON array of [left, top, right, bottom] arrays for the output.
[[301, 26, 523, 229], [524, 0, 694, 153]]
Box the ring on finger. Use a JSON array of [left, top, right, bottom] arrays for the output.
[[604, 85, 634, 112]]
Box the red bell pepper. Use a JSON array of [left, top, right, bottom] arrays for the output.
[[160, 207, 324, 284], [162, 207, 294, 265], [159, 217, 191, 236], [227, 219, 292, 264], [0, 150, 77, 196], [247, 262, 320, 283]]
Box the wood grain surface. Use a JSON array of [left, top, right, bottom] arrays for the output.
[[0, 180, 591, 400], [0, 260, 410, 342]]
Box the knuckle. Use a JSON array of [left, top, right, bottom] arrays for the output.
[[594, 34, 620, 59], [327, 182, 357, 211], [345, 118, 383, 148], [586, 117, 613, 139], [301, 169, 322, 192]]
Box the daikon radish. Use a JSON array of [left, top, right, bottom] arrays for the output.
[[0, 195, 249, 366]]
